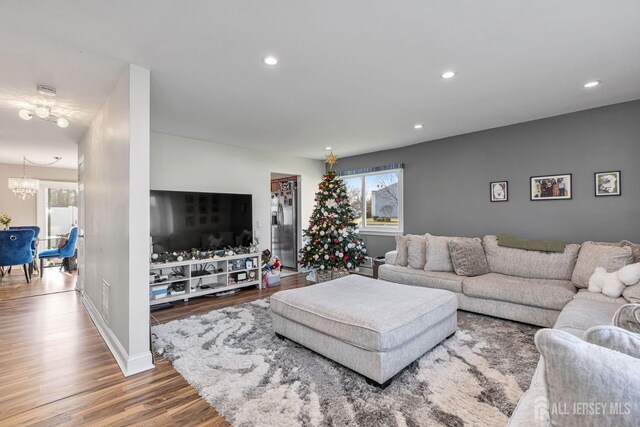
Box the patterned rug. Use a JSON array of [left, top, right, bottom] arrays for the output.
[[152, 299, 540, 427]]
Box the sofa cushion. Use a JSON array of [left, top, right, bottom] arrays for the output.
[[270, 275, 458, 352], [554, 298, 623, 337], [378, 264, 463, 293], [612, 303, 640, 334], [406, 234, 427, 269], [394, 235, 408, 266], [425, 234, 479, 272], [535, 329, 640, 427], [573, 288, 626, 305], [447, 240, 489, 277], [482, 235, 580, 280], [462, 273, 576, 311], [571, 241, 633, 288]]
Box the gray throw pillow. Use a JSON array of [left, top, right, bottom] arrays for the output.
[[425, 234, 480, 272], [394, 235, 408, 266], [623, 284, 640, 304], [571, 241, 633, 288], [612, 303, 640, 334], [583, 325, 640, 359], [447, 240, 489, 277], [536, 328, 640, 427], [406, 234, 427, 269], [621, 240, 640, 263]]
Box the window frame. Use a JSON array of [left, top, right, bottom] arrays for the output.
[[342, 168, 404, 235]]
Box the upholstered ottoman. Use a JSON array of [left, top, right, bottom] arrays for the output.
[[270, 275, 458, 387]]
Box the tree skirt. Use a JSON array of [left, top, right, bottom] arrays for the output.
[[152, 299, 540, 427]]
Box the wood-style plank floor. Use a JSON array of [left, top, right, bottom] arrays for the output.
[[0, 271, 310, 426], [0, 268, 76, 301]]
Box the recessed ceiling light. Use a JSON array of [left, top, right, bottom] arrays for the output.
[[263, 56, 278, 66], [583, 80, 600, 88], [441, 71, 456, 79], [414, 124, 423, 129], [325, 146, 332, 150], [56, 117, 69, 128]]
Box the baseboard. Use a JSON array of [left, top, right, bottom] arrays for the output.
[[81, 291, 155, 376]]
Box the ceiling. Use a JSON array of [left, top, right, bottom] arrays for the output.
[[1, 1, 639, 168]]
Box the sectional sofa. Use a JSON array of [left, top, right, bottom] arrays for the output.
[[379, 234, 640, 426]]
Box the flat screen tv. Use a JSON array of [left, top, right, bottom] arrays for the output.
[[150, 190, 252, 253]]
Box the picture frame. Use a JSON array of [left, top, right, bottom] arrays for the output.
[[594, 170, 621, 197], [490, 181, 508, 202], [530, 174, 572, 201]]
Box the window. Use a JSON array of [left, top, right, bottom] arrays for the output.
[[342, 168, 403, 233]]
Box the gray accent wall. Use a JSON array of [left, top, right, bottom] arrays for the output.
[[336, 100, 640, 257]]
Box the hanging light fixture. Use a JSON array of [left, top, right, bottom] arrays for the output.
[[17, 85, 71, 128], [8, 156, 61, 200]]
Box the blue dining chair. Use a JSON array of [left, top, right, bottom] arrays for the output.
[[39, 226, 78, 277], [9, 226, 40, 274], [0, 229, 35, 283]]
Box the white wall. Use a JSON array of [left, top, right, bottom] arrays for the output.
[[150, 132, 324, 256], [0, 163, 76, 225], [79, 64, 152, 376]]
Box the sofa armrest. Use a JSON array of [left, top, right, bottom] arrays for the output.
[[385, 251, 397, 265]]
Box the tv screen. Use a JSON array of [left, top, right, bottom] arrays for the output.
[[150, 190, 252, 253]]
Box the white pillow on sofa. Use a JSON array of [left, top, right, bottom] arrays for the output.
[[618, 262, 640, 286], [588, 267, 626, 297], [406, 234, 427, 269], [583, 325, 640, 359], [536, 328, 640, 426]]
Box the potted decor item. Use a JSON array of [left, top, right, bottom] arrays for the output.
[[0, 213, 11, 230], [261, 249, 282, 288]]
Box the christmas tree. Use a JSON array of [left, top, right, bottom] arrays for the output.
[[299, 152, 367, 272]]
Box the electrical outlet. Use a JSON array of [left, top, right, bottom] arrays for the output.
[[102, 280, 110, 324]]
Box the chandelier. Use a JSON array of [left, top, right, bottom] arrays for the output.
[[17, 85, 70, 128], [8, 156, 61, 200]]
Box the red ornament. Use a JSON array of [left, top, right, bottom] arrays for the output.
[[345, 255, 349, 260], [330, 255, 335, 260], [334, 239, 339, 244], [335, 198, 340, 202]]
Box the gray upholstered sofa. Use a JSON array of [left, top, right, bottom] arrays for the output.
[[379, 234, 639, 426]]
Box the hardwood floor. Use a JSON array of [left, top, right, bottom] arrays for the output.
[[0, 272, 310, 426], [0, 267, 76, 301]]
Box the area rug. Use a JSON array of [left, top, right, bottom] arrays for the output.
[[151, 299, 540, 427]]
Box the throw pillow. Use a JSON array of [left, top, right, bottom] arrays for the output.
[[612, 304, 640, 334], [584, 325, 640, 359], [623, 284, 640, 304], [621, 240, 640, 263], [56, 234, 69, 249], [406, 234, 427, 269], [394, 235, 408, 266], [425, 234, 480, 272], [617, 262, 640, 286], [571, 241, 633, 288], [447, 240, 489, 277], [536, 328, 640, 427], [588, 267, 626, 298]]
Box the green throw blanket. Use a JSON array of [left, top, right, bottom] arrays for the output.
[[497, 234, 566, 253]]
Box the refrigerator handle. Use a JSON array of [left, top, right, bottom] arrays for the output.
[[277, 199, 285, 228]]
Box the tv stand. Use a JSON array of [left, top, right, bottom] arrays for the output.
[[149, 252, 261, 306]]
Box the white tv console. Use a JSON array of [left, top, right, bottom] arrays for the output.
[[149, 253, 262, 306]]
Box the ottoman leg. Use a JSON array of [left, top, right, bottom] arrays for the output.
[[275, 332, 286, 340], [447, 331, 456, 339], [365, 376, 393, 390]]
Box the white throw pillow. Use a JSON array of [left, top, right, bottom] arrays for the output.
[[618, 262, 640, 286], [589, 267, 626, 298], [394, 235, 408, 267], [536, 328, 640, 427]]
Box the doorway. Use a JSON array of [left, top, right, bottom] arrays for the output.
[[270, 173, 301, 274]]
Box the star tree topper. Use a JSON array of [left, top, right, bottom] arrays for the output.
[[325, 151, 338, 169]]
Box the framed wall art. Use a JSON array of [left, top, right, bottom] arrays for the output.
[[530, 174, 572, 201]]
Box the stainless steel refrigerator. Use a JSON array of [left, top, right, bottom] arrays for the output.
[[271, 182, 297, 269]]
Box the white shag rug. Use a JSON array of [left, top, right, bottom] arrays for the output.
[[152, 299, 539, 427]]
